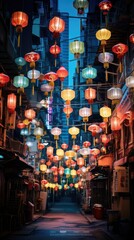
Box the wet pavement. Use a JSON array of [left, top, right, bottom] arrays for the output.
[[3, 196, 132, 240]]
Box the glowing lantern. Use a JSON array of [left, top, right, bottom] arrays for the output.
[[13, 75, 29, 105], [79, 107, 92, 132], [63, 106, 73, 125], [77, 157, 84, 167], [110, 115, 121, 131], [71, 169, 76, 179], [70, 40, 84, 59], [69, 126, 79, 145], [50, 43, 61, 66], [44, 72, 58, 83], [0, 73, 10, 87], [112, 43, 128, 72], [20, 128, 29, 136], [65, 150, 75, 162], [73, 0, 89, 15], [99, 122, 107, 133], [38, 143, 45, 151], [100, 106, 111, 122], [64, 168, 71, 178], [17, 121, 25, 129], [46, 146, 53, 157], [56, 148, 64, 159], [85, 87, 96, 105], [101, 134, 110, 146], [11, 11, 28, 47], [82, 66, 97, 84], [56, 66, 68, 89], [98, 52, 114, 80], [129, 33, 134, 44], [40, 164, 47, 172], [99, 0, 112, 13], [96, 28, 111, 53], [58, 166, 64, 176], [40, 83, 54, 97], [7, 93, 16, 113], [79, 147, 90, 159], [27, 69, 40, 95], [72, 145, 80, 152], [34, 127, 43, 140], [61, 143, 68, 151], [61, 88, 75, 105], [88, 124, 101, 145], [25, 109, 36, 120], [83, 141, 91, 148], [24, 51, 40, 68], [15, 57, 26, 69], [51, 127, 61, 148], [125, 76, 134, 89], [90, 148, 100, 165], [107, 87, 122, 105], [49, 16, 65, 38], [53, 155, 60, 163]]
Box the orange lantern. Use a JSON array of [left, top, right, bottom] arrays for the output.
[[99, 1, 112, 14], [24, 51, 40, 68], [83, 141, 91, 148], [56, 66, 68, 89], [38, 143, 45, 151], [49, 16, 65, 38], [63, 106, 73, 125], [25, 109, 36, 120], [129, 33, 134, 44], [77, 157, 85, 167], [85, 87, 96, 105], [58, 166, 64, 176], [101, 134, 110, 146], [61, 143, 68, 151], [11, 11, 28, 47], [112, 43, 128, 72], [53, 155, 60, 163], [7, 93, 16, 113], [50, 43, 61, 66], [88, 124, 101, 146], [17, 121, 25, 129], [46, 146, 53, 157], [110, 115, 121, 131], [90, 148, 100, 165], [0, 73, 10, 87]]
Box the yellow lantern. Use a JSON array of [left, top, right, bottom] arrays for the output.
[[68, 126, 80, 145], [61, 88, 75, 105], [70, 40, 84, 59], [56, 148, 64, 159], [96, 28, 111, 53], [40, 164, 47, 172], [100, 106, 111, 122]]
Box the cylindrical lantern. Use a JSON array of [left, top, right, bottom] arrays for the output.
[[85, 87, 96, 104], [82, 66, 97, 84], [11, 11, 28, 47], [107, 87, 122, 105], [79, 107, 92, 131], [73, 0, 89, 14], [70, 40, 84, 58], [56, 148, 64, 159], [49, 16, 65, 38], [7, 93, 16, 113]]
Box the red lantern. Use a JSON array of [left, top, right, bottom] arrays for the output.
[[63, 106, 73, 125], [129, 33, 134, 44], [72, 144, 80, 152], [110, 115, 121, 131], [11, 11, 28, 47], [61, 143, 68, 150], [38, 143, 45, 151], [112, 43, 128, 72], [85, 87, 96, 104], [56, 66, 68, 81], [83, 141, 91, 148], [50, 43, 61, 67], [77, 157, 84, 167], [49, 16, 65, 38], [99, 1, 112, 15], [17, 121, 25, 129], [0, 73, 10, 87], [7, 93, 16, 113], [25, 109, 36, 120], [101, 134, 110, 146], [24, 52, 40, 68], [44, 72, 58, 82]]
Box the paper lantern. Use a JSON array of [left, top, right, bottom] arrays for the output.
[[7, 93, 16, 113], [27, 69, 40, 95], [34, 127, 43, 140], [101, 134, 110, 146], [82, 66, 97, 84], [98, 52, 114, 80], [69, 126, 79, 144], [15, 57, 26, 69], [40, 83, 54, 96], [0, 73, 10, 87], [43, 72, 58, 82], [50, 43, 61, 66], [99, 0, 112, 15], [125, 76, 134, 89], [49, 16, 65, 38], [56, 148, 64, 159], [24, 51, 40, 68], [85, 87, 96, 104], [71, 169, 76, 178], [107, 87, 122, 105], [72, 144, 80, 152], [79, 107, 92, 131], [61, 143, 68, 150], [61, 88, 75, 105], [73, 0, 89, 14], [100, 106, 111, 122], [110, 115, 121, 131], [11, 11, 28, 47], [88, 124, 101, 145], [77, 157, 84, 167], [83, 141, 91, 148], [112, 43, 128, 72], [63, 106, 73, 125], [96, 28, 111, 53], [40, 164, 47, 172], [129, 33, 134, 44], [25, 109, 36, 120], [70, 40, 84, 58], [56, 66, 68, 88], [79, 147, 90, 157], [51, 127, 61, 148], [13, 74, 29, 105]]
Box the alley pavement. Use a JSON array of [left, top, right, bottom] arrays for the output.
[[3, 195, 133, 240]]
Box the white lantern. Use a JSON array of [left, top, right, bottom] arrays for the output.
[[125, 76, 134, 88], [107, 87, 122, 104]]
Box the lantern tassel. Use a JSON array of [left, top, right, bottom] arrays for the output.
[[19, 94, 22, 106], [56, 140, 58, 149], [105, 69, 108, 81], [84, 122, 86, 132], [119, 60, 123, 73], [17, 34, 20, 48], [67, 117, 69, 126], [55, 59, 57, 67], [32, 84, 34, 95]]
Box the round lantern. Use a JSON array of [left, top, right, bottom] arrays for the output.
[[125, 76, 134, 89], [15, 57, 26, 69], [13, 74, 29, 105], [40, 83, 54, 96], [73, 0, 89, 15], [72, 144, 80, 152], [129, 33, 134, 44], [69, 126, 79, 144], [64, 168, 71, 178], [82, 66, 97, 84], [79, 147, 91, 157], [79, 107, 92, 132], [88, 124, 101, 145], [24, 51, 40, 68], [0, 73, 10, 87], [65, 150, 76, 160], [85, 87, 96, 104], [99, 1, 112, 15], [110, 115, 121, 131], [56, 66, 68, 89], [83, 141, 91, 148], [90, 148, 100, 165], [63, 106, 73, 125], [58, 166, 64, 176], [56, 148, 64, 159], [34, 127, 43, 140], [43, 72, 58, 82], [77, 157, 85, 167], [7, 93, 16, 113], [100, 106, 111, 122], [11, 11, 28, 47], [70, 40, 84, 59], [61, 143, 68, 150], [40, 164, 47, 172], [50, 43, 61, 67], [107, 86, 122, 105], [71, 169, 76, 179], [25, 109, 36, 120], [98, 52, 114, 80], [51, 127, 61, 148], [27, 69, 40, 95], [61, 88, 75, 105], [46, 146, 53, 157], [53, 155, 60, 163], [96, 28, 111, 53], [112, 43, 128, 72], [49, 16, 65, 38], [17, 121, 25, 129], [101, 134, 110, 146]]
